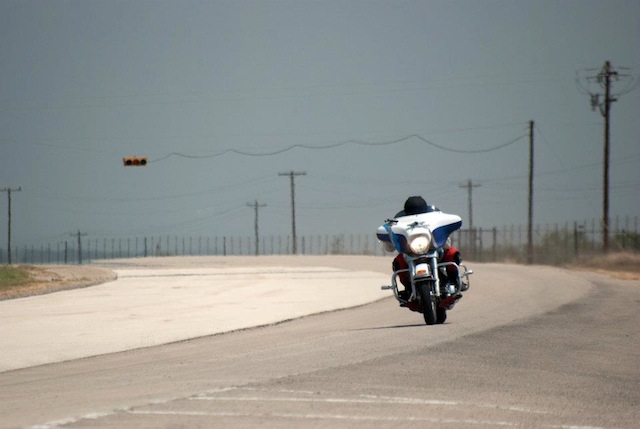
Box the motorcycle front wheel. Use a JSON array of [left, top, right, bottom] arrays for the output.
[[416, 280, 437, 325]]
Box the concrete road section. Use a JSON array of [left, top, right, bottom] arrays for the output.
[[0, 256, 638, 429], [0, 256, 389, 372]]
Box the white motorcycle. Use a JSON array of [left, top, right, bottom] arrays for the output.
[[377, 210, 472, 325]]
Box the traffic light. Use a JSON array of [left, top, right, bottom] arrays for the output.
[[122, 156, 147, 166]]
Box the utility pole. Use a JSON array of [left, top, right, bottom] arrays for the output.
[[71, 230, 87, 264], [598, 61, 616, 253], [527, 120, 535, 264], [247, 200, 267, 256], [579, 60, 638, 252], [279, 171, 306, 255], [459, 180, 481, 253], [1, 187, 21, 265], [459, 180, 481, 230]]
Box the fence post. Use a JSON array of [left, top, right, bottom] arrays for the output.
[[492, 227, 497, 261]]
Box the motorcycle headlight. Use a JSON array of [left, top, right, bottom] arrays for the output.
[[409, 232, 432, 254]]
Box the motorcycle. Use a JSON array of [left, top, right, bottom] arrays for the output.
[[376, 209, 473, 325]]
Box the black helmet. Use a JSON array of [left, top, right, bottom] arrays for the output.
[[404, 196, 428, 215]]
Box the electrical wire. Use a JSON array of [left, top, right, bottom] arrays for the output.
[[150, 132, 528, 162]]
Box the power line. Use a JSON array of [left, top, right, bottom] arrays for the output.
[[0, 122, 531, 152], [150, 132, 528, 162], [2, 123, 527, 161]]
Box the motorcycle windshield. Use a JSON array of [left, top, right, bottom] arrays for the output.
[[393, 212, 462, 248]]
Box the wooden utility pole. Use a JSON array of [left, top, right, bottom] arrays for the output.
[[579, 60, 638, 252], [459, 180, 481, 252], [1, 187, 21, 265], [599, 61, 616, 252], [71, 230, 87, 264], [459, 180, 481, 229], [279, 171, 306, 254], [527, 120, 535, 264], [247, 200, 267, 256]]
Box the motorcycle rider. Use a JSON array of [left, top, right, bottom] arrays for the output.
[[394, 195, 438, 218], [390, 196, 464, 299], [439, 238, 467, 292], [391, 196, 433, 300]]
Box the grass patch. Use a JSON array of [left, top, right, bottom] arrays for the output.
[[567, 252, 640, 281], [571, 252, 640, 272], [0, 265, 32, 292]]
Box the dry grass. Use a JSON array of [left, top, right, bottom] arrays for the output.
[[0, 265, 116, 300], [566, 252, 640, 281], [0, 265, 31, 290]]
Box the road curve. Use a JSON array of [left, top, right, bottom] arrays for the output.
[[0, 256, 637, 429]]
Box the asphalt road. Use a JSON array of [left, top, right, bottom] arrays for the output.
[[0, 256, 638, 429]]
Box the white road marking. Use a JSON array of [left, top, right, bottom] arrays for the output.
[[128, 409, 523, 426], [127, 409, 620, 429], [191, 394, 457, 405], [27, 386, 617, 429]]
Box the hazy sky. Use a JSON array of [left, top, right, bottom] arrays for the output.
[[1, 0, 639, 248]]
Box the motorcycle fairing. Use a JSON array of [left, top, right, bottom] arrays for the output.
[[389, 223, 432, 254], [382, 224, 404, 251], [377, 211, 463, 249], [431, 219, 462, 247], [376, 224, 393, 243]]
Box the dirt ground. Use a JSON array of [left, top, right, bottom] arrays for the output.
[[565, 252, 640, 281], [1, 252, 637, 301], [0, 265, 116, 301]]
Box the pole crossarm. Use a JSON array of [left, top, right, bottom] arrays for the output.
[[459, 180, 481, 254], [247, 200, 267, 256], [458, 180, 481, 229], [578, 61, 638, 252]]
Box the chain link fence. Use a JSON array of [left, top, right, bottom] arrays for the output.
[[2, 217, 638, 266], [455, 217, 639, 264]]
